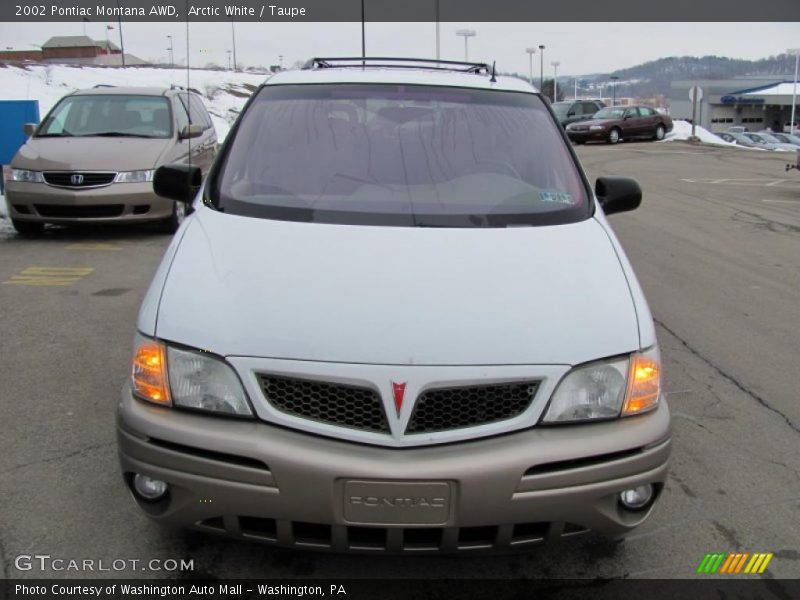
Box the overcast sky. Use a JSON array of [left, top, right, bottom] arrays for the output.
[[1, 22, 798, 75]]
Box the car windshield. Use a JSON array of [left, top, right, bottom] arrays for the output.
[[551, 102, 571, 116], [592, 107, 625, 119], [37, 94, 172, 138], [213, 84, 590, 228], [758, 133, 781, 143]]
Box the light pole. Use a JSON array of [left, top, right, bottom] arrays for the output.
[[230, 18, 237, 72], [610, 76, 619, 106], [434, 0, 440, 61], [551, 61, 560, 101], [789, 48, 800, 135], [167, 35, 174, 67], [115, 0, 125, 66], [525, 47, 536, 87], [226, 50, 232, 71], [456, 29, 476, 62], [538, 44, 545, 92]]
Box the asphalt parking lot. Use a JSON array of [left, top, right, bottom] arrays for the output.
[[0, 141, 798, 581]]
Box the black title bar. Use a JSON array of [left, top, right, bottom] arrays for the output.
[[3, 0, 800, 22]]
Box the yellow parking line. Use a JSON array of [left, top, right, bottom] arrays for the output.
[[2, 266, 94, 286]]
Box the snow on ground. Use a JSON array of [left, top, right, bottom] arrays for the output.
[[663, 120, 748, 148], [0, 63, 268, 141]]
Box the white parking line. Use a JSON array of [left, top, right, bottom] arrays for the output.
[[761, 199, 800, 204], [681, 178, 799, 187]]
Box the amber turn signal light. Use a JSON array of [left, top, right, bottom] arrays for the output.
[[132, 338, 171, 405], [622, 353, 660, 416]]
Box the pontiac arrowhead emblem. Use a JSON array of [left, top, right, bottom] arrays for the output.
[[391, 382, 407, 416]]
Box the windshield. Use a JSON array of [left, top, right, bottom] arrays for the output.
[[758, 133, 781, 143], [213, 84, 589, 228], [592, 107, 625, 119], [37, 94, 172, 138], [551, 102, 571, 116]]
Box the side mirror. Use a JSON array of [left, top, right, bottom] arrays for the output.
[[23, 123, 37, 136], [595, 176, 641, 216], [179, 124, 203, 140], [567, 111, 575, 117], [153, 164, 202, 203]]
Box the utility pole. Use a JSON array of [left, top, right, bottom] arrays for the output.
[[167, 35, 174, 67], [789, 48, 800, 135], [610, 76, 619, 106], [115, 0, 125, 67], [538, 44, 545, 91], [230, 18, 237, 71], [525, 48, 536, 87], [435, 0, 440, 61], [551, 61, 560, 101]]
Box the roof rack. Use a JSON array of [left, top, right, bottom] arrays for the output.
[[303, 57, 490, 75], [93, 84, 115, 88], [170, 84, 186, 91]]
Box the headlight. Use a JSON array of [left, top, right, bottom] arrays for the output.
[[115, 169, 155, 183], [131, 335, 252, 417], [589, 125, 606, 131], [10, 169, 44, 183], [542, 347, 661, 424]]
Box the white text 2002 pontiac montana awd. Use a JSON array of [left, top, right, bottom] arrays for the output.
[[117, 57, 670, 552]]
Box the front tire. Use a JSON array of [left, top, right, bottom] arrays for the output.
[[607, 128, 621, 144], [155, 201, 187, 235], [11, 219, 44, 237], [654, 125, 666, 141]]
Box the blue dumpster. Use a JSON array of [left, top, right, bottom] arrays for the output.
[[1, 100, 40, 193]]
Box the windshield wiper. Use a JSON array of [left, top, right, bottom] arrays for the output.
[[81, 132, 157, 138], [36, 131, 74, 138]]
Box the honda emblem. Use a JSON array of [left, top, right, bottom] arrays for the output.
[[70, 173, 84, 186]]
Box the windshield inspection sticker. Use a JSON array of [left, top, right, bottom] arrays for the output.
[[539, 191, 574, 204]]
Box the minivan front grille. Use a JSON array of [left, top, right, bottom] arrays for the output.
[[43, 171, 116, 188], [34, 204, 124, 218], [258, 375, 390, 433], [405, 381, 538, 434]]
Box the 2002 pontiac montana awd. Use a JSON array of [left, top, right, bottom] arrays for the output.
[[117, 57, 671, 553]]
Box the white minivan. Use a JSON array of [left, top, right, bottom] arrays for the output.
[[117, 58, 670, 552]]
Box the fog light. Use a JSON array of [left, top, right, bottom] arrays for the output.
[[619, 484, 654, 510], [133, 474, 168, 501]]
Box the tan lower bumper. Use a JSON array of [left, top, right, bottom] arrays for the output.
[[5, 181, 173, 223], [117, 384, 671, 552]]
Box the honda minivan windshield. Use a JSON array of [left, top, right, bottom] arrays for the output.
[[37, 94, 172, 139], [213, 84, 590, 227]]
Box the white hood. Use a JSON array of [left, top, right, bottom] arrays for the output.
[[153, 207, 641, 366]]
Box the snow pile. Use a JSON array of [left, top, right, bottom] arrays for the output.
[[0, 63, 267, 141], [662, 120, 739, 147]]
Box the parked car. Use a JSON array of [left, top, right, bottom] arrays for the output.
[[764, 131, 800, 149], [566, 105, 673, 144], [727, 126, 749, 133], [550, 99, 605, 128], [4, 85, 217, 236], [742, 132, 797, 151], [718, 132, 761, 148], [783, 121, 799, 134], [118, 57, 670, 551]]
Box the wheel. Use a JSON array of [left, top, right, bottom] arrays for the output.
[[11, 219, 44, 237], [607, 128, 621, 144], [155, 201, 187, 234], [654, 125, 666, 141]]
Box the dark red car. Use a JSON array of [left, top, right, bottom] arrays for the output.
[[566, 105, 673, 144]]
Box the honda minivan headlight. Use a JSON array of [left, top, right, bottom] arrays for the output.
[[115, 169, 155, 183], [542, 348, 661, 424], [131, 335, 252, 417], [10, 169, 44, 183]]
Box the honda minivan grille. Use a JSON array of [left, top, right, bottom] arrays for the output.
[[43, 171, 116, 188], [258, 375, 390, 433], [405, 381, 539, 434]]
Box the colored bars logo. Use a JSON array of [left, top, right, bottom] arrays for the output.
[[697, 552, 773, 574]]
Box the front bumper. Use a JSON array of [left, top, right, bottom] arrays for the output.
[[4, 180, 173, 224], [117, 383, 671, 552], [566, 129, 609, 142]]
